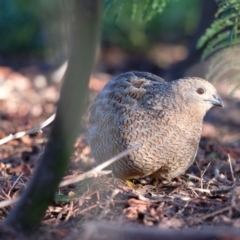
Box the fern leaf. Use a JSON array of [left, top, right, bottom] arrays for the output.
[[197, 18, 234, 49], [198, 0, 240, 62], [103, 0, 170, 22]]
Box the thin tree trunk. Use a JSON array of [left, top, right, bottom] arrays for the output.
[[5, 0, 102, 235]]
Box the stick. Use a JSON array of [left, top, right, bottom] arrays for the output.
[[59, 144, 140, 187], [227, 154, 235, 185], [0, 114, 56, 145]]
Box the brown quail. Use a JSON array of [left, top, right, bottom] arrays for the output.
[[88, 72, 223, 181]]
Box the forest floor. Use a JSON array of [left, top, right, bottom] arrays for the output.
[[0, 52, 240, 239]]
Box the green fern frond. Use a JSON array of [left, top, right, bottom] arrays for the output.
[[103, 0, 116, 17], [116, 0, 125, 22], [201, 31, 240, 60], [197, 19, 234, 49], [141, 0, 151, 20], [198, 0, 240, 60], [103, 0, 170, 22], [216, 1, 239, 18], [131, 0, 138, 20]]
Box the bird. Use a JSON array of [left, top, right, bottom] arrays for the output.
[[88, 71, 223, 182]]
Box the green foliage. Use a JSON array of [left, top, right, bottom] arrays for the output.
[[0, 0, 201, 65], [0, 0, 44, 57], [0, 0, 72, 63], [197, 0, 240, 60], [199, 0, 240, 96], [102, 0, 200, 53], [104, 0, 170, 22]]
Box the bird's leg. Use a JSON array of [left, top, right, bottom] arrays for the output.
[[125, 179, 135, 187], [125, 179, 143, 188]]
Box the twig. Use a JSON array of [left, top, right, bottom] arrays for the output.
[[227, 154, 236, 185], [186, 174, 202, 182], [196, 161, 211, 189], [138, 195, 163, 203], [7, 173, 24, 197], [189, 187, 200, 197], [189, 187, 211, 194], [0, 198, 19, 208], [190, 185, 232, 196], [77, 203, 99, 215], [0, 114, 55, 145], [214, 165, 233, 185], [191, 206, 232, 224], [65, 201, 74, 221], [172, 194, 191, 201], [210, 186, 234, 195], [99, 189, 120, 218]]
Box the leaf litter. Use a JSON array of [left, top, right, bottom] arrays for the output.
[[0, 70, 240, 239]]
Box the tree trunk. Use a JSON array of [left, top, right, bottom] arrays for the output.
[[5, 0, 102, 235]]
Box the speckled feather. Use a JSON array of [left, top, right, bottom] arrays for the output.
[[88, 71, 222, 181]]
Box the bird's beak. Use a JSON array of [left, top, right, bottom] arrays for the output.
[[206, 94, 224, 107]]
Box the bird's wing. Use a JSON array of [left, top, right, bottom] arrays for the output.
[[126, 71, 166, 82]]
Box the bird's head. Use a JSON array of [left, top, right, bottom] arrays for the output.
[[170, 77, 223, 114]]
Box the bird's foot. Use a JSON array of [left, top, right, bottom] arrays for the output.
[[125, 179, 142, 188]]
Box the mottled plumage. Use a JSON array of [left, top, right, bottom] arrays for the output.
[[88, 72, 223, 181]]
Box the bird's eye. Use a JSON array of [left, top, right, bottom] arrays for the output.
[[197, 88, 205, 94]]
